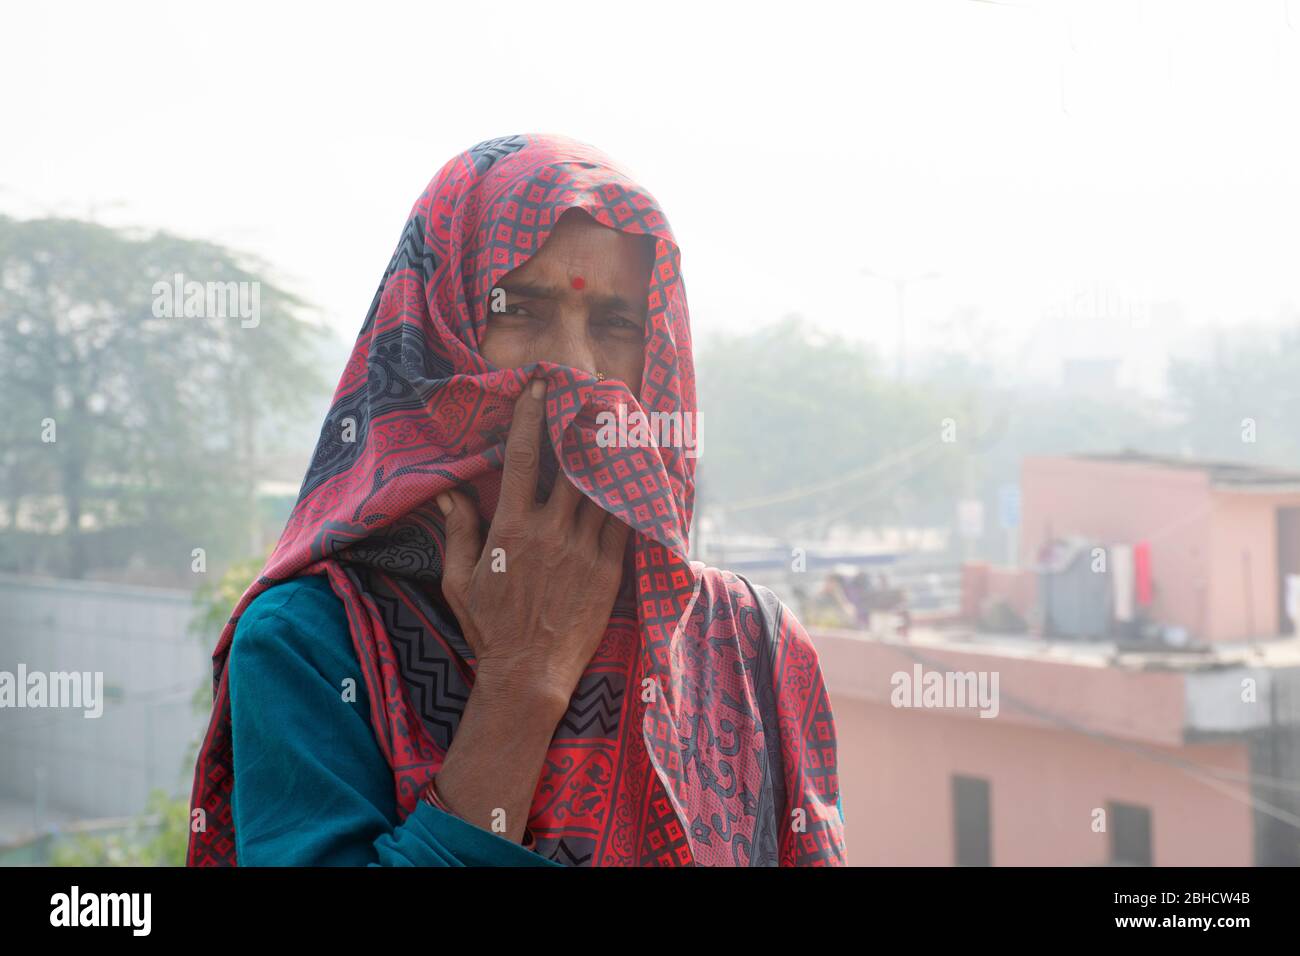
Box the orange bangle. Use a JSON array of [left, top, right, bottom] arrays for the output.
[[421, 775, 455, 813], [422, 775, 538, 851]]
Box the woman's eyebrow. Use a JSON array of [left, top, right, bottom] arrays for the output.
[[590, 292, 644, 314], [496, 279, 555, 299], [497, 280, 644, 314]]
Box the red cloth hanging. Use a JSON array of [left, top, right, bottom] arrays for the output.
[[1134, 540, 1154, 606]]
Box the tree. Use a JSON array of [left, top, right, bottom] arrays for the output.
[[695, 315, 964, 537], [0, 216, 330, 581], [1167, 321, 1300, 467]]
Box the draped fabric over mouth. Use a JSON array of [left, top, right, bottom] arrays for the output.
[[187, 134, 845, 866]]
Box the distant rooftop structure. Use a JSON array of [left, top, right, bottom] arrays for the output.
[[1022, 453, 1300, 644], [877, 622, 1300, 672], [1074, 450, 1300, 489]]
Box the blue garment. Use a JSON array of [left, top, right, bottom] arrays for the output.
[[226, 573, 560, 867]]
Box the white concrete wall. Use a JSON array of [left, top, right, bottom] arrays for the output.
[[0, 574, 209, 833]]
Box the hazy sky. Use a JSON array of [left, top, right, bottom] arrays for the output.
[[6, 0, 1300, 392]]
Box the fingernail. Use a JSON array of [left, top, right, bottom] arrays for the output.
[[436, 493, 452, 516], [530, 378, 545, 399]]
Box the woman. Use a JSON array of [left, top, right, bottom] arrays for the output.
[[187, 134, 846, 867]]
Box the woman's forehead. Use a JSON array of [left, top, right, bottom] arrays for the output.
[[501, 209, 654, 287]]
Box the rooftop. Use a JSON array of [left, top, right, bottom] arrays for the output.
[[814, 621, 1300, 672], [1073, 450, 1300, 489]]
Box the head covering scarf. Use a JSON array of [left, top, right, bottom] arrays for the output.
[[187, 134, 845, 866]]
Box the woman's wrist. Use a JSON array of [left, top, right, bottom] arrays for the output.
[[421, 774, 456, 813], [421, 775, 538, 851], [473, 657, 573, 723], [425, 659, 567, 845]]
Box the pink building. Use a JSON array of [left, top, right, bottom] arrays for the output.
[[1021, 453, 1300, 643], [814, 453, 1300, 866]]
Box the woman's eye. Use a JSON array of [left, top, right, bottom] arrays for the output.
[[604, 314, 643, 332]]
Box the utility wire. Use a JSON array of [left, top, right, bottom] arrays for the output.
[[719, 435, 944, 514]]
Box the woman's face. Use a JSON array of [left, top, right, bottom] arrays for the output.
[[482, 207, 655, 393]]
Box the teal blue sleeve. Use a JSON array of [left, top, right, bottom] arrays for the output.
[[227, 575, 559, 867]]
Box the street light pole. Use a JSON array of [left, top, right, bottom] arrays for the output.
[[862, 268, 941, 382]]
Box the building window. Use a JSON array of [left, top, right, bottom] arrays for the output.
[[1109, 801, 1153, 866], [953, 774, 991, 866]]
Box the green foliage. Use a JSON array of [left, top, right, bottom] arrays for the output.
[[0, 215, 330, 581], [1167, 323, 1300, 465], [696, 316, 964, 535], [190, 552, 271, 649], [693, 313, 1195, 555], [186, 553, 269, 760], [49, 788, 191, 867]]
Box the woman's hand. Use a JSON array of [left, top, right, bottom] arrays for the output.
[[438, 376, 631, 718], [432, 377, 630, 842]]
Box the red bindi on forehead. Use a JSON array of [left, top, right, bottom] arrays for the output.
[[570, 275, 585, 290]]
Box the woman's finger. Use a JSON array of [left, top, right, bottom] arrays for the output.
[[438, 489, 482, 607], [544, 469, 584, 526], [575, 490, 608, 542], [598, 512, 632, 563], [499, 378, 546, 518]]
